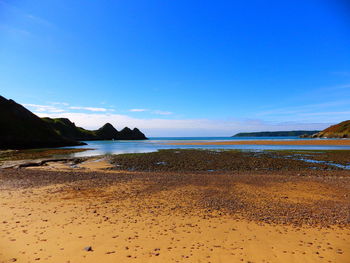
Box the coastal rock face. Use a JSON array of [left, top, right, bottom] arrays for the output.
[[118, 127, 148, 140], [0, 96, 84, 149], [309, 120, 350, 138], [95, 123, 119, 140], [41, 117, 96, 141], [0, 95, 148, 149], [42, 119, 148, 141]]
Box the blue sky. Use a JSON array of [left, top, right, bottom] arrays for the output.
[[1, 0, 350, 136]]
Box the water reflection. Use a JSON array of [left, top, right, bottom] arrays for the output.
[[59, 137, 350, 158]]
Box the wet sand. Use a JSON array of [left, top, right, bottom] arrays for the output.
[[0, 157, 350, 263], [167, 139, 350, 146]]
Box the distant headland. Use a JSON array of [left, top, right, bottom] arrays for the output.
[[233, 121, 350, 139], [0, 95, 147, 150], [300, 120, 350, 138], [232, 130, 320, 137]]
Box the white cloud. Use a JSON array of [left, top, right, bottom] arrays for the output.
[[23, 104, 65, 113], [23, 102, 114, 114], [129, 109, 148, 112], [50, 102, 69, 106], [69, 106, 108, 112], [129, 109, 173, 115]]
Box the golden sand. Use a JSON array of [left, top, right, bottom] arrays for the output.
[[0, 160, 349, 263]]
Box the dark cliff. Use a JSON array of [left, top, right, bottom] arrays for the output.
[[0, 96, 84, 149]]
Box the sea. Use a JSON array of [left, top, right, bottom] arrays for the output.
[[61, 137, 350, 158]]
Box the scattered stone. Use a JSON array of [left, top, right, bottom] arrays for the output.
[[84, 246, 93, 252]]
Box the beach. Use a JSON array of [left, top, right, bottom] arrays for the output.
[[2, 0, 350, 262], [1, 150, 350, 263]]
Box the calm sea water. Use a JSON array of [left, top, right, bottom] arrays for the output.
[[61, 137, 350, 158]]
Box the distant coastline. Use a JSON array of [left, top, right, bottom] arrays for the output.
[[233, 130, 320, 137], [168, 139, 350, 146]]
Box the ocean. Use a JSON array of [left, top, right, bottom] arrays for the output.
[[61, 137, 350, 157]]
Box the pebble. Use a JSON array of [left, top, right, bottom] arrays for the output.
[[84, 246, 93, 252]]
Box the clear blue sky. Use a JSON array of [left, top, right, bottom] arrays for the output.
[[1, 0, 350, 136]]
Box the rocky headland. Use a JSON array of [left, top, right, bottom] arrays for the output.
[[42, 118, 147, 141], [0, 96, 84, 149], [0, 95, 147, 150], [300, 120, 350, 138]]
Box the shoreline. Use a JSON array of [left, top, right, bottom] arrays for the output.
[[167, 139, 350, 146]]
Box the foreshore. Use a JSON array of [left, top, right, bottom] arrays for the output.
[[1, 149, 350, 262], [167, 139, 350, 146]]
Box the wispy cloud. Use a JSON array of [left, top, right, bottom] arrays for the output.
[[50, 102, 69, 106], [300, 111, 350, 116], [321, 83, 350, 92], [0, 24, 31, 37], [23, 102, 113, 113], [0, 2, 54, 38], [332, 71, 350, 77], [128, 108, 173, 115], [26, 14, 53, 28], [69, 106, 108, 112], [23, 104, 65, 113], [334, 84, 350, 89], [129, 109, 148, 112], [257, 99, 350, 118]]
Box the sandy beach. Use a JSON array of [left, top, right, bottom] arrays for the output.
[[1, 150, 350, 263], [2, 1, 350, 262], [167, 139, 350, 146]]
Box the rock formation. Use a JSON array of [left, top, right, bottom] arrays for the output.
[[302, 120, 350, 138], [0, 95, 148, 149], [42, 118, 148, 141], [0, 96, 84, 149]]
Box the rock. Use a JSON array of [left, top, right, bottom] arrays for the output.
[[84, 246, 93, 252]]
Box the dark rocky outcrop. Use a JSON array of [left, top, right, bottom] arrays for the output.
[[41, 118, 96, 141], [0, 96, 84, 149], [0, 95, 148, 149], [118, 127, 147, 140], [95, 123, 119, 140], [302, 120, 350, 138], [42, 119, 148, 141]]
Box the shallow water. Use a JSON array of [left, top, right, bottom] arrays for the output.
[[297, 158, 350, 170], [60, 137, 350, 158]]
